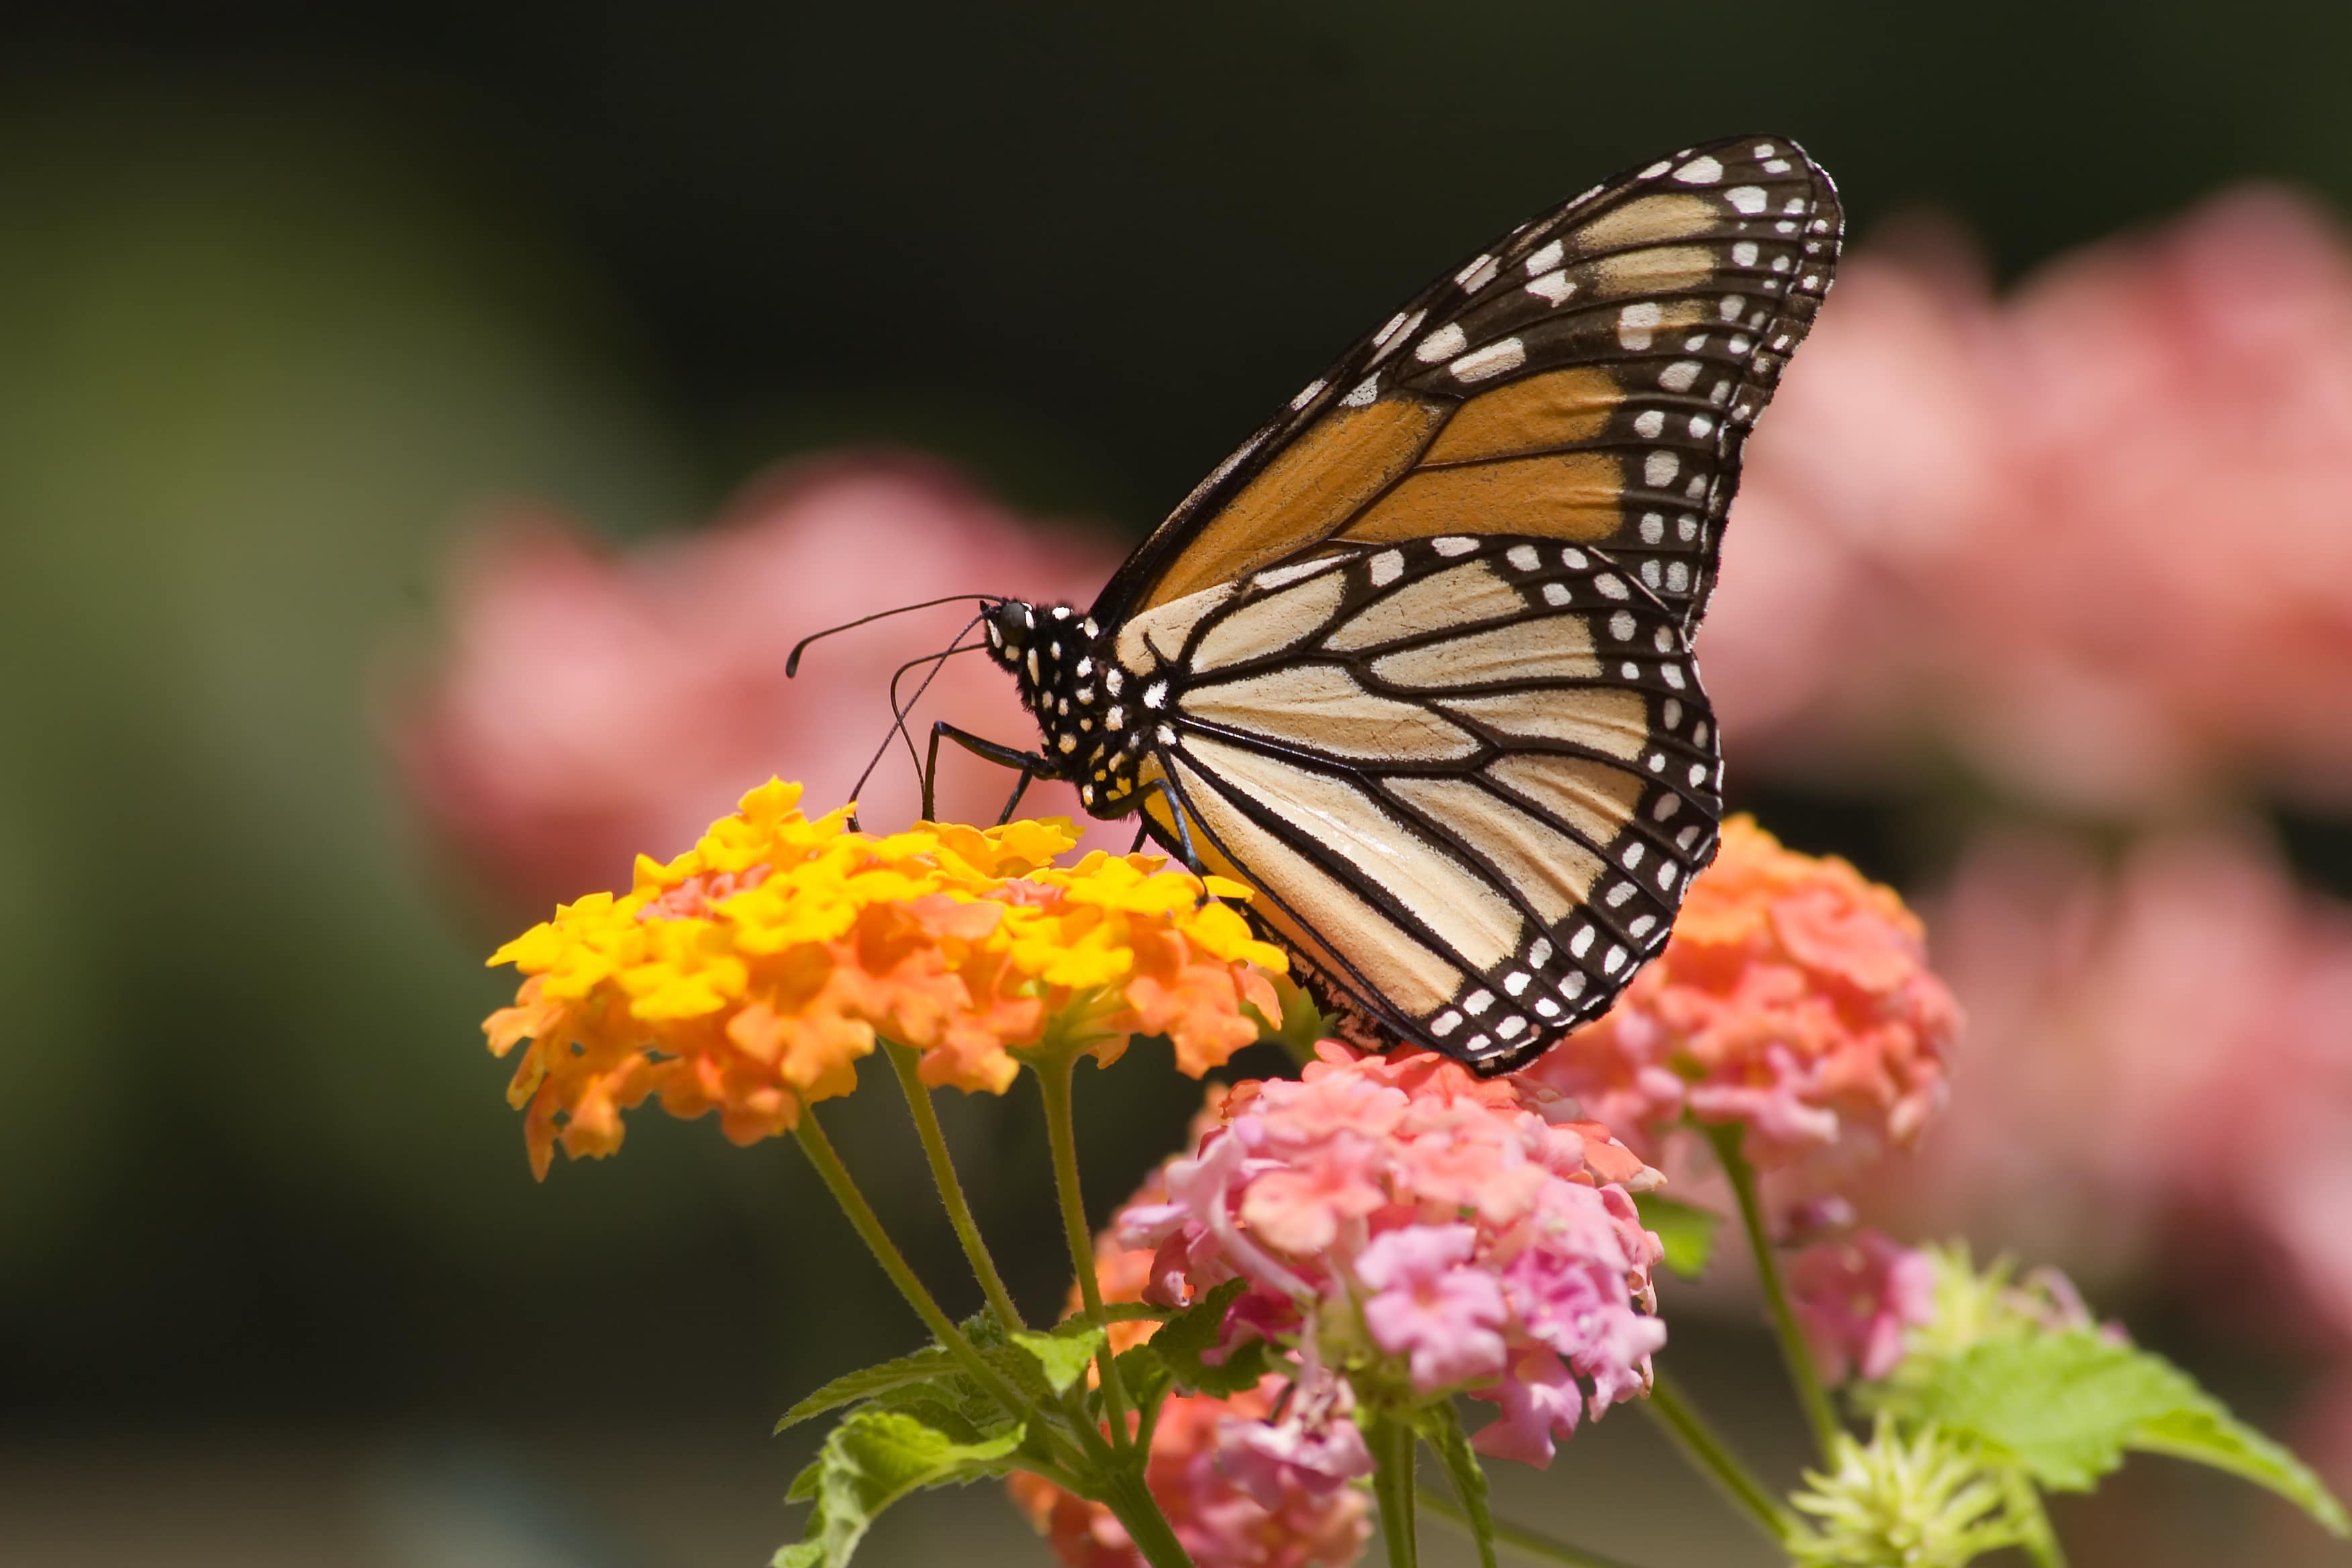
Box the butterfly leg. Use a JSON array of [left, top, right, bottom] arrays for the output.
[[1130, 778, 1214, 903], [925, 721, 1046, 822]]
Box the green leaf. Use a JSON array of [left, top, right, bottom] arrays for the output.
[[1632, 1192, 1722, 1280], [1097, 1302, 1171, 1324], [777, 1346, 961, 1432], [2133, 1404, 2349, 1536], [1012, 1326, 1106, 1394], [1894, 1330, 2348, 1535], [1115, 1340, 1175, 1410], [1414, 1402, 1498, 1568], [772, 1407, 1026, 1568], [1136, 1278, 1274, 1397]]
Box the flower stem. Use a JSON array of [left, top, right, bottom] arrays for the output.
[[1706, 1121, 1843, 1460], [1032, 1050, 1137, 1450], [789, 1108, 1032, 1425], [1100, 1465, 1199, 1568], [1643, 1371, 1798, 1545], [1370, 1412, 1420, 1568], [883, 1040, 1026, 1333], [1417, 1487, 1649, 1568]]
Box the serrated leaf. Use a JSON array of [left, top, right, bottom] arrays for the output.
[[1096, 1302, 1169, 1325], [1898, 1330, 2348, 1534], [1632, 1193, 1722, 1280], [1137, 1278, 1275, 1397], [1012, 1326, 1106, 1394], [773, 1407, 1026, 1568], [1415, 1402, 1498, 1568], [776, 1346, 961, 1432], [1116, 1340, 1175, 1412], [2133, 1404, 2349, 1536]]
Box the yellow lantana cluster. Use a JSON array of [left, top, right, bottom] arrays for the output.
[[484, 779, 1287, 1178]]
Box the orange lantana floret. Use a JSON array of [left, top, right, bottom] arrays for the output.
[[483, 779, 1287, 1178]]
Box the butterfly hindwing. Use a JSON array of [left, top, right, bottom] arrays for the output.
[[1092, 134, 1841, 638], [1131, 537, 1721, 1073], [983, 134, 1840, 1072]]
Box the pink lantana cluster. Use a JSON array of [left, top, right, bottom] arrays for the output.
[[1009, 1377, 1370, 1568], [1518, 817, 1961, 1170], [1788, 1230, 1939, 1383], [1118, 1044, 1667, 1471]]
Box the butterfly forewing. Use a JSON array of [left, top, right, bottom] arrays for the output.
[[1133, 537, 1722, 1074], [989, 135, 1841, 1072], [1092, 134, 1841, 636]]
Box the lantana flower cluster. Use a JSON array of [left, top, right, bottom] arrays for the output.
[[1520, 816, 1961, 1168], [483, 779, 1285, 1176], [1012, 1132, 1374, 1568], [1117, 1044, 1667, 1473]]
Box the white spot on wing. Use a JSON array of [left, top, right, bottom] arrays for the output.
[[1524, 239, 1565, 275], [1289, 379, 1326, 410], [1432, 536, 1477, 556], [1370, 550, 1406, 586], [1451, 337, 1526, 383], [1634, 409, 1665, 438], [1673, 154, 1724, 184], [1369, 309, 1426, 364], [1455, 253, 1500, 291], [1617, 301, 1661, 350], [1415, 323, 1469, 362], [1342, 376, 1381, 407], [1645, 451, 1680, 487], [1254, 555, 1346, 591], [1525, 271, 1574, 305], [1660, 360, 1701, 393], [1725, 186, 1768, 215]]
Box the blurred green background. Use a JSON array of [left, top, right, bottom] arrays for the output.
[[5, 3, 2351, 1563]]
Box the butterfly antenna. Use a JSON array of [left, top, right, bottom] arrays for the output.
[[841, 622, 987, 818], [787, 595, 1003, 678]]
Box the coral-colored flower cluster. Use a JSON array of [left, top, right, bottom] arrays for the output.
[[1519, 817, 1959, 1169], [1010, 1140, 1372, 1568], [483, 779, 1285, 1177], [1118, 1044, 1665, 1471]]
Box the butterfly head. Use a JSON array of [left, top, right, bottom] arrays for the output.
[[981, 598, 1148, 817]]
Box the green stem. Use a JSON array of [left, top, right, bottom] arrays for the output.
[[1034, 1049, 1137, 1451], [1706, 1122, 1843, 1461], [1100, 1467, 1199, 1568], [885, 1040, 1133, 1474], [1418, 1488, 1650, 1568], [1371, 1412, 1420, 1568], [884, 1040, 1026, 1333], [1643, 1372, 1798, 1545], [789, 1108, 1033, 1424]]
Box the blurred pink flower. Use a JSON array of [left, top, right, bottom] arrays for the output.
[[397, 454, 1122, 913], [1789, 1230, 1936, 1383], [1879, 829, 2352, 1347], [1710, 187, 2352, 810]]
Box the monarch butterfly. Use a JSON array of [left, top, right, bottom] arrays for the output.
[[936, 135, 1841, 1075]]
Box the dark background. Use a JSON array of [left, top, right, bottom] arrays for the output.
[[3, 4, 2347, 1563]]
